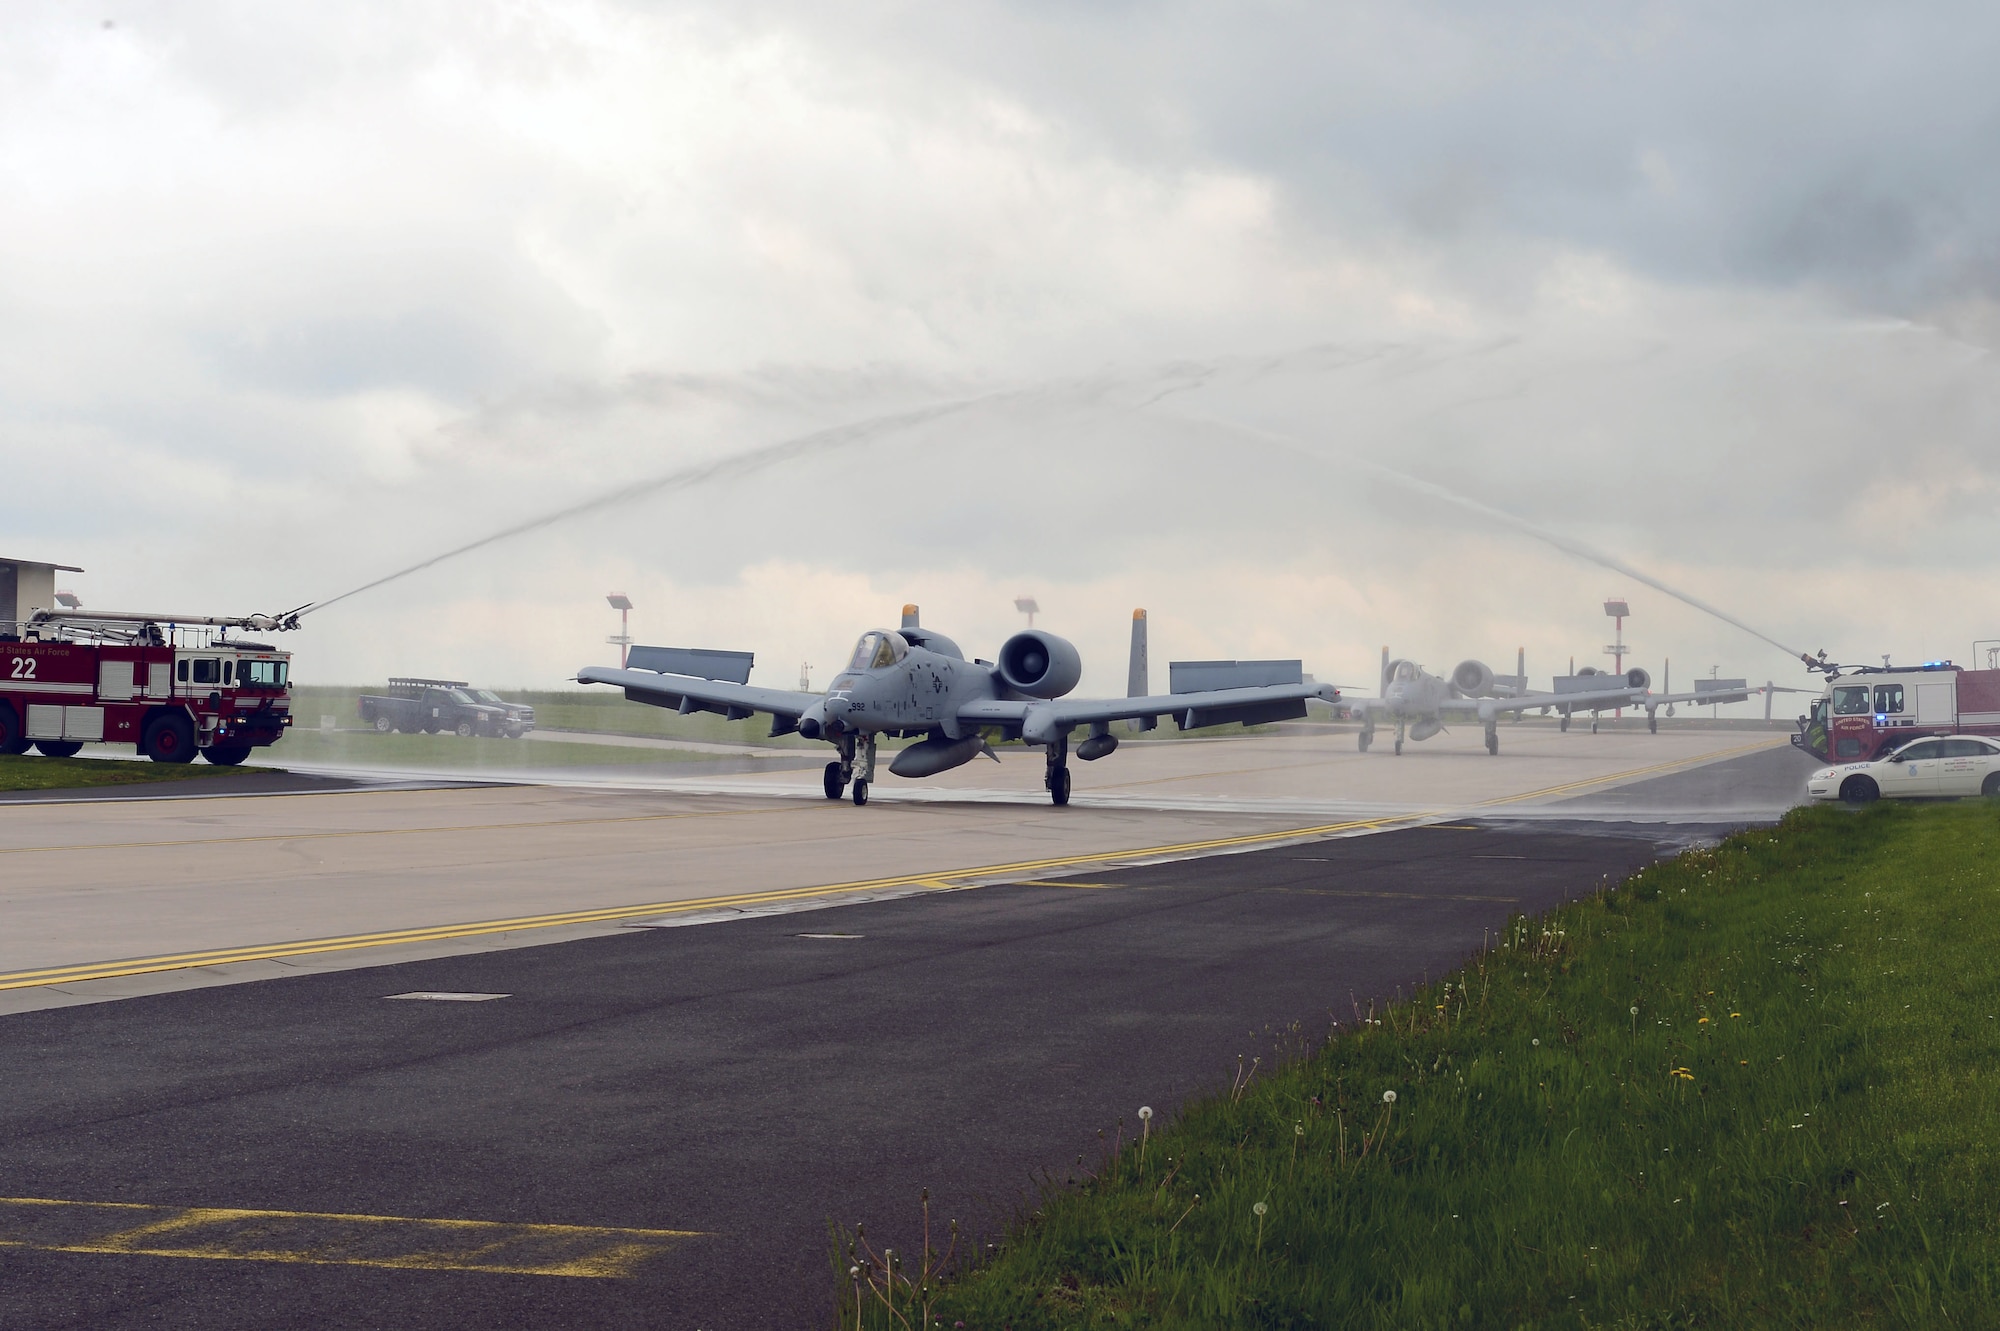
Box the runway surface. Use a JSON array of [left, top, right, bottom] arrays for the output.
[[0, 735, 1818, 1326], [0, 821, 1677, 1329]]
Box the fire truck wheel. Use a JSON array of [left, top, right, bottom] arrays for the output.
[[0, 706, 26, 756], [141, 714, 197, 764], [1839, 775, 1879, 805], [374, 716, 393, 733], [33, 741, 84, 758], [203, 746, 251, 766]]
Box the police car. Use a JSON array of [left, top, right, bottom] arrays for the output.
[[1808, 734, 2000, 804]]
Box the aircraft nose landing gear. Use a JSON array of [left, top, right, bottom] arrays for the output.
[[852, 733, 877, 806]]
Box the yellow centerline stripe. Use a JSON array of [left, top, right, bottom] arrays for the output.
[[0, 813, 1424, 991]]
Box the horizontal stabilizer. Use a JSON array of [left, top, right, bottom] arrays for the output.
[[1169, 659, 1303, 694], [625, 646, 755, 684]]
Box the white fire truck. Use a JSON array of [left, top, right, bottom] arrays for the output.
[[0, 609, 297, 764], [1792, 661, 2000, 763]]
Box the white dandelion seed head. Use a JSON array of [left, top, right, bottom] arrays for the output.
[[1138, 1106, 1153, 1121], [1382, 1089, 1398, 1104], [1631, 1006, 1640, 1016], [1253, 1201, 1268, 1216], [1532, 1038, 1541, 1047]]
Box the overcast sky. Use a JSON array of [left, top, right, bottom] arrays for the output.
[[6, 1, 1999, 695]]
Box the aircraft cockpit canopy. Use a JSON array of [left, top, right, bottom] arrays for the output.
[[848, 630, 909, 671], [1392, 660, 1421, 683]]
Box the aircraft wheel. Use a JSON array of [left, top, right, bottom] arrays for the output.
[[203, 746, 251, 766], [34, 741, 84, 758], [1485, 733, 1498, 756], [851, 778, 869, 807], [142, 713, 197, 763], [1050, 768, 1071, 806], [823, 761, 845, 800], [1394, 738, 1404, 756], [1591, 720, 1599, 734], [374, 716, 393, 733], [1358, 732, 1371, 752], [1840, 775, 1879, 805], [1560, 716, 1570, 733]]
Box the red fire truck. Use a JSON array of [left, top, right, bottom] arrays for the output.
[[1792, 661, 2000, 763], [0, 609, 296, 764]]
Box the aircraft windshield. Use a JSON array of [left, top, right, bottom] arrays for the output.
[[1393, 661, 1420, 682], [847, 631, 908, 671]]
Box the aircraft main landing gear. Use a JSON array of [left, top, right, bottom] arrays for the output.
[[1393, 722, 1405, 756], [1045, 732, 1071, 806], [1484, 721, 1499, 756], [1358, 720, 1374, 753], [1559, 714, 1570, 733], [823, 761, 845, 800]]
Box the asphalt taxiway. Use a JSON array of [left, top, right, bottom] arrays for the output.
[[0, 735, 1818, 1327]]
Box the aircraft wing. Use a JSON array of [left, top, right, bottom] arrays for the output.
[[576, 664, 819, 726], [961, 683, 1339, 745]]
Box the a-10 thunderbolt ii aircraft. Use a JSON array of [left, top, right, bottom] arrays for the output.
[[576, 607, 1334, 805], [1346, 649, 1738, 755]]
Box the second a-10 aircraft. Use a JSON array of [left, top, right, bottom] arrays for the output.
[[579, 607, 1331, 805], [1344, 648, 1753, 755]]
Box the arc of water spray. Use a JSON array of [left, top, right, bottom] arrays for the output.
[[298, 392, 1005, 618], [1167, 411, 1809, 662]]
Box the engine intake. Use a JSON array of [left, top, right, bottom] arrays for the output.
[[1450, 659, 1495, 697], [1625, 667, 1651, 691], [997, 630, 1082, 699]]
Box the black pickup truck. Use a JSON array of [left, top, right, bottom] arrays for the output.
[[357, 678, 534, 737]]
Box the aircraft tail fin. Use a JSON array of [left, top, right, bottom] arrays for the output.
[[1128, 609, 1156, 732], [901, 604, 920, 631], [1381, 645, 1391, 694]]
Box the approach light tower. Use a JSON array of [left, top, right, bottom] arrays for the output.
[[1014, 595, 1039, 629], [606, 593, 634, 668], [1604, 598, 1630, 719]]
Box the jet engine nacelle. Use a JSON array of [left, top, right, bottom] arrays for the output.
[[1625, 667, 1650, 691], [1410, 718, 1444, 742], [997, 630, 1083, 699], [1450, 659, 1495, 697]]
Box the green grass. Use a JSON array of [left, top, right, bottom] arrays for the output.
[[842, 802, 2000, 1329], [0, 753, 252, 791]]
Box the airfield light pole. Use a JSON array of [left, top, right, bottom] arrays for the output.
[[606, 593, 634, 668], [1014, 596, 1039, 629], [1604, 598, 1629, 718]]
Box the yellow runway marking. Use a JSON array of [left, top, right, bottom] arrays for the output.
[[0, 814, 1423, 992], [0, 1197, 700, 1277], [0, 802, 806, 857]]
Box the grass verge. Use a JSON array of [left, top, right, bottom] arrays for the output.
[[0, 753, 251, 791], [841, 802, 2000, 1328]]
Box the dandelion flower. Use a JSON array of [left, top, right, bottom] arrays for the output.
[[1382, 1089, 1398, 1104], [1532, 1038, 1541, 1047], [1253, 1201, 1269, 1216], [1630, 1006, 1640, 1016], [1138, 1106, 1153, 1122]]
